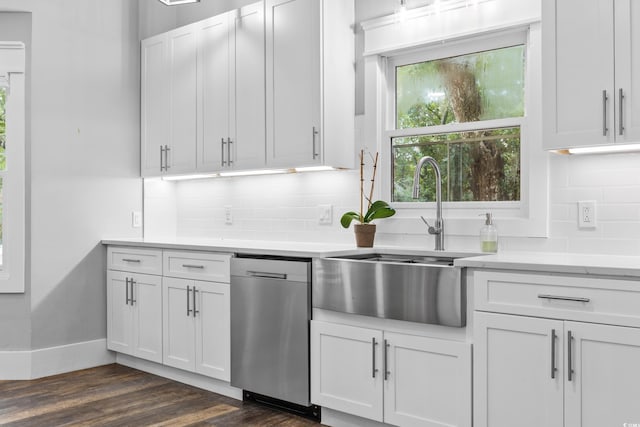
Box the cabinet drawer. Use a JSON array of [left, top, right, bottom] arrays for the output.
[[163, 251, 232, 282], [108, 246, 162, 275], [474, 270, 640, 328]]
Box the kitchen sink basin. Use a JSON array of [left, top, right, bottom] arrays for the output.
[[330, 253, 455, 266], [313, 253, 465, 327]]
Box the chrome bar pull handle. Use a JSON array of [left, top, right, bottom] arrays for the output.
[[193, 287, 199, 317], [160, 146, 164, 172], [384, 339, 390, 381], [619, 88, 625, 136], [538, 294, 590, 303], [125, 277, 130, 305], [551, 329, 557, 379], [312, 126, 319, 159], [122, 258, 141, 263], [227, 138, 233, 166], [182, 264, 205, 269], [130, 279, 136, 305], [602, 90, 609, 136], [372, 338, 379, 378], [186, 286, 192, 316], [221, 138, 227, 166], [567, 330, 574, 382], [247, 271, 287, 280], [164, 145, 171, 170]]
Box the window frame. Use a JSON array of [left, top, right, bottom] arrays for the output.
[[361, 0, 547, 239], [0, 42, 26, 293], [385, 30, 527, 209]]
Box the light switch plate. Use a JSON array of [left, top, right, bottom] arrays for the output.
[[578, 200, 596, 229]]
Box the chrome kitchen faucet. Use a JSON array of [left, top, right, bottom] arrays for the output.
[[412, 156, 445, 251]]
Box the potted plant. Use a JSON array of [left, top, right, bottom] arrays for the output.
[[340, 150, 396, 247]]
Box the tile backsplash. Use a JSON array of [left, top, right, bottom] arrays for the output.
[[144, 151, 640, 255]]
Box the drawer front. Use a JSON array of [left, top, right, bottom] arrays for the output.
[[108, 246, 162, 275], [474, 270, 640, 327], [163, 251, 232, 282]]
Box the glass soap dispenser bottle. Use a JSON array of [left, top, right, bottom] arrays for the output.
[[480, 212, 498, 253]]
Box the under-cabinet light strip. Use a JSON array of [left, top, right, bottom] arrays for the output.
[[554, 144, 640, 155]]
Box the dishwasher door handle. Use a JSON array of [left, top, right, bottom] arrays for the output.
[[247, 271, 288, 280]]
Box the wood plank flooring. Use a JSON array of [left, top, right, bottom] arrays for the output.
[[0, 364, 322, 426]]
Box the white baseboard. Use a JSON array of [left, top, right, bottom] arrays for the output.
[[0, 339, 115, 380], [116, 353, 243, 400]]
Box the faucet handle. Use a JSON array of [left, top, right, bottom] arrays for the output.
[[420, 216, 441, 235]]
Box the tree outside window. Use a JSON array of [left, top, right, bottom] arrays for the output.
[[392, 45, 524, 203]]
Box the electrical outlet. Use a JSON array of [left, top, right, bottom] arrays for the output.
[[578, 200, 596, 229], [318, 204, 333, 225], [132, 211, 142, 228], [224, 206, 233, 225]]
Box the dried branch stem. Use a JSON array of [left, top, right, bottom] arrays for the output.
[[367, 152, 379, 210], [360, 149, 364, 222]]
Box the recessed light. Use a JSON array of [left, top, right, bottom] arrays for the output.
[[158, 0, 200, 6]]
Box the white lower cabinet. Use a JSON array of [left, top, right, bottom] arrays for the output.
[[311, 320, 471, 427], [163, 277, 230, 381], [107, 270, 163, 363], [475, 308, 640, 427]]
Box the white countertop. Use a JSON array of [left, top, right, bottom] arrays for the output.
[[102, 237, 482, 259], [455, 251, 640, 278], [102, 238, 640, 278]]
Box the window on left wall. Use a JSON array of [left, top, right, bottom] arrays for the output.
[[0, 84, 6, 265], [0, 43, 26, 293]]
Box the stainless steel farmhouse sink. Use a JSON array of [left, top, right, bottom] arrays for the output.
[[313, 253, 465, 327]]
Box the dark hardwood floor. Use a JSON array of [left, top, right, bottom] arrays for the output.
[[0, 364, 322, 426]]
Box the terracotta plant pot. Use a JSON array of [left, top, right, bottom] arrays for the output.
[[354, 223, 376, 248]]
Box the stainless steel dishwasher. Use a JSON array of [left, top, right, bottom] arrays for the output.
[[230, 256, 318, 418]]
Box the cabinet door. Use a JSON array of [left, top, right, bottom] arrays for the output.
[[194, 281, 230, 380], [614, 0, 640, 143], [310, 321, 383, 421], [542, 0, 615, 149], [167, 24, 198, 175], [163, 277, 195, 371], [107, 271, 134, 355], [141, 34, 168, 177], [197, 13, 231, 172], [265, 0, 321, 168], [131, 273, 163, 363], [384, 332, 471, 427], [474, 312, 564, 427], [565, 321, 640, 427], [230, 1, 266, 170]]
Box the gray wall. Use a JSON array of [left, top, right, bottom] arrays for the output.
[[0, 0, 143, 351]]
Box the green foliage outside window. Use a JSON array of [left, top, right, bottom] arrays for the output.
[[393, 45, 524, 203], [0, 87, 5, 170]]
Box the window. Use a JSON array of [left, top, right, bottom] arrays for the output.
[[0, 42, 26, 292], [388, 33, 526, 205], [0, 84, 5, 265], [364, 0, 546, 238]]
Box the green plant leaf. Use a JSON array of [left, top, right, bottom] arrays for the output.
[[363, 200, 396, 223], [340, 211, 362, 228]]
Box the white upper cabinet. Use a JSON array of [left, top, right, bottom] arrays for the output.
[[229, 2, 266, 170], [141, 34, 168, 176], [265, 0, 354, 169], [543, 0, 640, 149], [168, 24, 198, 174], [198, 3, 266, 173], [141, 25, 198, 177], [142, 0, 353, 175], [197, 12, 231, 172]]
